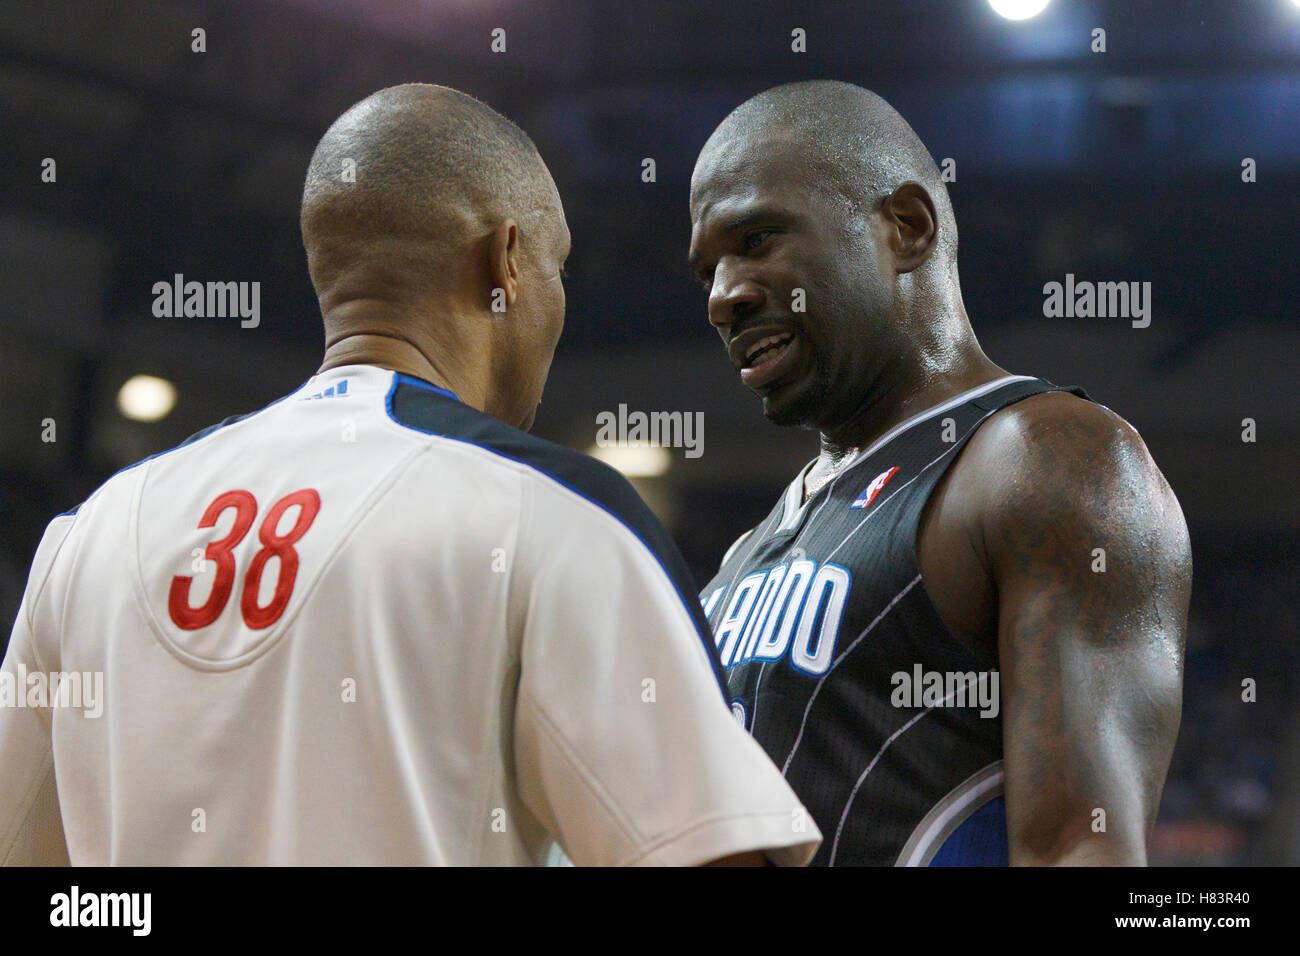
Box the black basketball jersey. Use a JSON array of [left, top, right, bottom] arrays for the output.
[[700, 375, 1092, 866]]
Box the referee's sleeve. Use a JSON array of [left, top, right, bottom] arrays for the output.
[[0, 518, 73, 865], [511, 469, 821, 866]]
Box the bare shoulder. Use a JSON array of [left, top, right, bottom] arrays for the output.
[[963, 389, 1175, 514], [955, 389, 1192, 602]]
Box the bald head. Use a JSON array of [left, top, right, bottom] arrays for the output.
[[304, 84, 571, 433], [301, 83, 560, 304], [689, 81, 979, 436], [693, 80, 956, 263]]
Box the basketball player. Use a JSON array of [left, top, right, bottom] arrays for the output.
[[0, 85, 820, 866], [687, 81, 1191, 866]]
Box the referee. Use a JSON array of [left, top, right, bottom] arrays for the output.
[[0, 85, 819, 866]]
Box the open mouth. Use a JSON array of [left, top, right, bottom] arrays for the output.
[[742, 333, 795, 369], [731, 328, 802, 392]]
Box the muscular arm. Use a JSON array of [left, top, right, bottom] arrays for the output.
[[973, 393, 1191, 865]]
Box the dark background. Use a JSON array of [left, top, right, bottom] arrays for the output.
[[1, 0, 1296, 863]]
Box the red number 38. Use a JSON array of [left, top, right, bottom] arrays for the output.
[[168, 489, 321, 631]]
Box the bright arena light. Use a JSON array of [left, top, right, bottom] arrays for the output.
[[587, 443, 672, 478], [989, 0, 1051, 20], [117, 374, 177, 422]]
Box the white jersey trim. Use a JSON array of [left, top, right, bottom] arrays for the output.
[[775, 375, 1035, 531], [894, 760, 1006, 867]]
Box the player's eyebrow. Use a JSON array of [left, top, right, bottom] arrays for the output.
[[721, 208, 776, 232], [688, 205, 793, 272]]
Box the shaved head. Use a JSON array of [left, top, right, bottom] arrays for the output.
[[693, 79, 956, 263], [303, 84, 571, 432], [689, 80, 977, 438], [301, 83, 560, 303]]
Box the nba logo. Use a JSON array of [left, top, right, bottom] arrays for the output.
[[851, 466, 899, 509]]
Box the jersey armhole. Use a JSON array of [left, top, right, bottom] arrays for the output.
[[910, 381, 1092, 665], [719, 529, 754, 568]]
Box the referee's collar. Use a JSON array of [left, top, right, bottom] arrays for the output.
[[309, 363, 463, 404], [391, 371, 462, 404]]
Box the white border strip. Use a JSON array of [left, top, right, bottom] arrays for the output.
[[895, 760, 1006, 867], [776, 375, 1034, 529]]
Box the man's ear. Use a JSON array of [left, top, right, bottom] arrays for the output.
[[881, 182, 938, 274], [488, 219, 521, 308]]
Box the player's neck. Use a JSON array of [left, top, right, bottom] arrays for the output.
[[818, 344, 1008, 464]]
